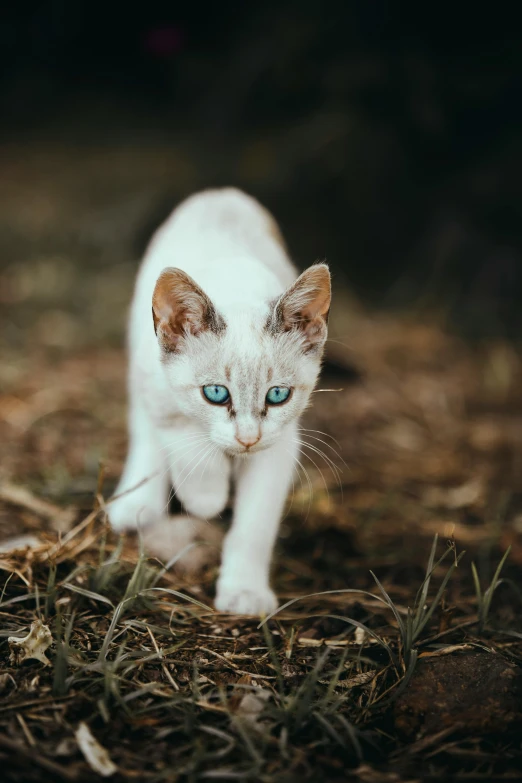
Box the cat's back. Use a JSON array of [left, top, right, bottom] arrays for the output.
[[137, 188, 296, 301], [158, 187, 282, 247]]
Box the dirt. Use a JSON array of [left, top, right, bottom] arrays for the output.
[[394, 650, 522, 739]]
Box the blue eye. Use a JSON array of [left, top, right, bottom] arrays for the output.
[[202, 385, 230, 405], [266, 386, 291, 405]]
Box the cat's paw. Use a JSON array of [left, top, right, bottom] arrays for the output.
[[215, 582, 278, 616], [172, 453, 230, 520], [176, 472, 229, 519], [181, 489, 228, 520], [107, 490, 163, 532]]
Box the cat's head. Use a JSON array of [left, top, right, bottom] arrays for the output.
[[152, 264, 331, 456]]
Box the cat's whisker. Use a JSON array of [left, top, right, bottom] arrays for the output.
[[160, 434, 210, 462], [282, 450, 298, 521], [200, 445, 217, 484], [159, 432, 210, 452], [297, 431, 348, 471], [162, 441, 213, 515], [174, 441, 212, 482], [164, 486, 176, 516], [158, 440, 211, 495], [287, 449, 313, 523], [172, 445, 216, 516], [161, 442, 210, 472], [173, 443, 215, 497], [296, 456, 314, 524], [325, 337, 355, 351], [285, 448, 304, 499], [310, 388, 344, 393], [298, 427, 343, 449], [285, 471, 296, 520], [297, 433, 343, 476], [294, 439, 342, 490], [296, 436, 343, 487], [300, 435, 349, 474], [297, 438, 345, 504], [202, 446, 225, 519], [295, 440, 331, 505], [160, 434, 211, 469]]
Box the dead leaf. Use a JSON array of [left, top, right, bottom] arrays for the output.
[[75, 722, 117, 777]]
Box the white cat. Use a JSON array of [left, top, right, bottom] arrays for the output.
[[109, 188, 331, 615]]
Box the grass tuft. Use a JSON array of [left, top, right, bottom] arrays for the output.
[[472, 545, 512, 633]]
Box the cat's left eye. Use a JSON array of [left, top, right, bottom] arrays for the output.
[[202, 385, 230, 405], [266, 386, 291, 405]]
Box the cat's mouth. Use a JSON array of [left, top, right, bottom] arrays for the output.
[[223, 442, 270, 457], [226, 446, 256, 457]]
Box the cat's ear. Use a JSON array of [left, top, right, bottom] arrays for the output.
[[271, 263, 331, 352], [152, 268, 224, 352]]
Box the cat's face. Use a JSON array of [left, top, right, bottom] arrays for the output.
[[152, 264, 331, 456]]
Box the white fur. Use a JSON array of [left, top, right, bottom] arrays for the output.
[[109, 188, 328, 615]]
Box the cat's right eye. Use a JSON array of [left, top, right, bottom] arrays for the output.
[[202, 385, 230, 405]]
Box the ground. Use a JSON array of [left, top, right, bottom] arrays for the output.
[[1, 141, 522, 781]]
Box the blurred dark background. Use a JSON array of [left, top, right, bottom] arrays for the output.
[[1, 1, 522, 340]]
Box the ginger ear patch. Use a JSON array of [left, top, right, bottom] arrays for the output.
[[152, 267, 224, 352], [271, 263, 331, 351]]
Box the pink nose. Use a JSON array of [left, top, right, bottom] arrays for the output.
[[236, 434, 261, 449]]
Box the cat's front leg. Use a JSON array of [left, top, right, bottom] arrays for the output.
[[162, 426, 231, 520], [215, 422, 298, 616], [108, 397, 168, 531]]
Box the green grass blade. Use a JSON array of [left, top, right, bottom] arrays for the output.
[[257, 588, 401, 629], [370, 571, 407, 642], [313, 710, 346, 747], [336, 713, 363, 760], [326, 614, 398, 669], [378, 648, 418, 707], [481, 546, 511, 629], [151, 543, 197, 587], [62, 583, 115, 607], [261, 620, 285, 696], [415, 534, 438, 614], [471, 561, 483, 627], [139, 587, 212, 611], [412, 552, 465, 642]]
